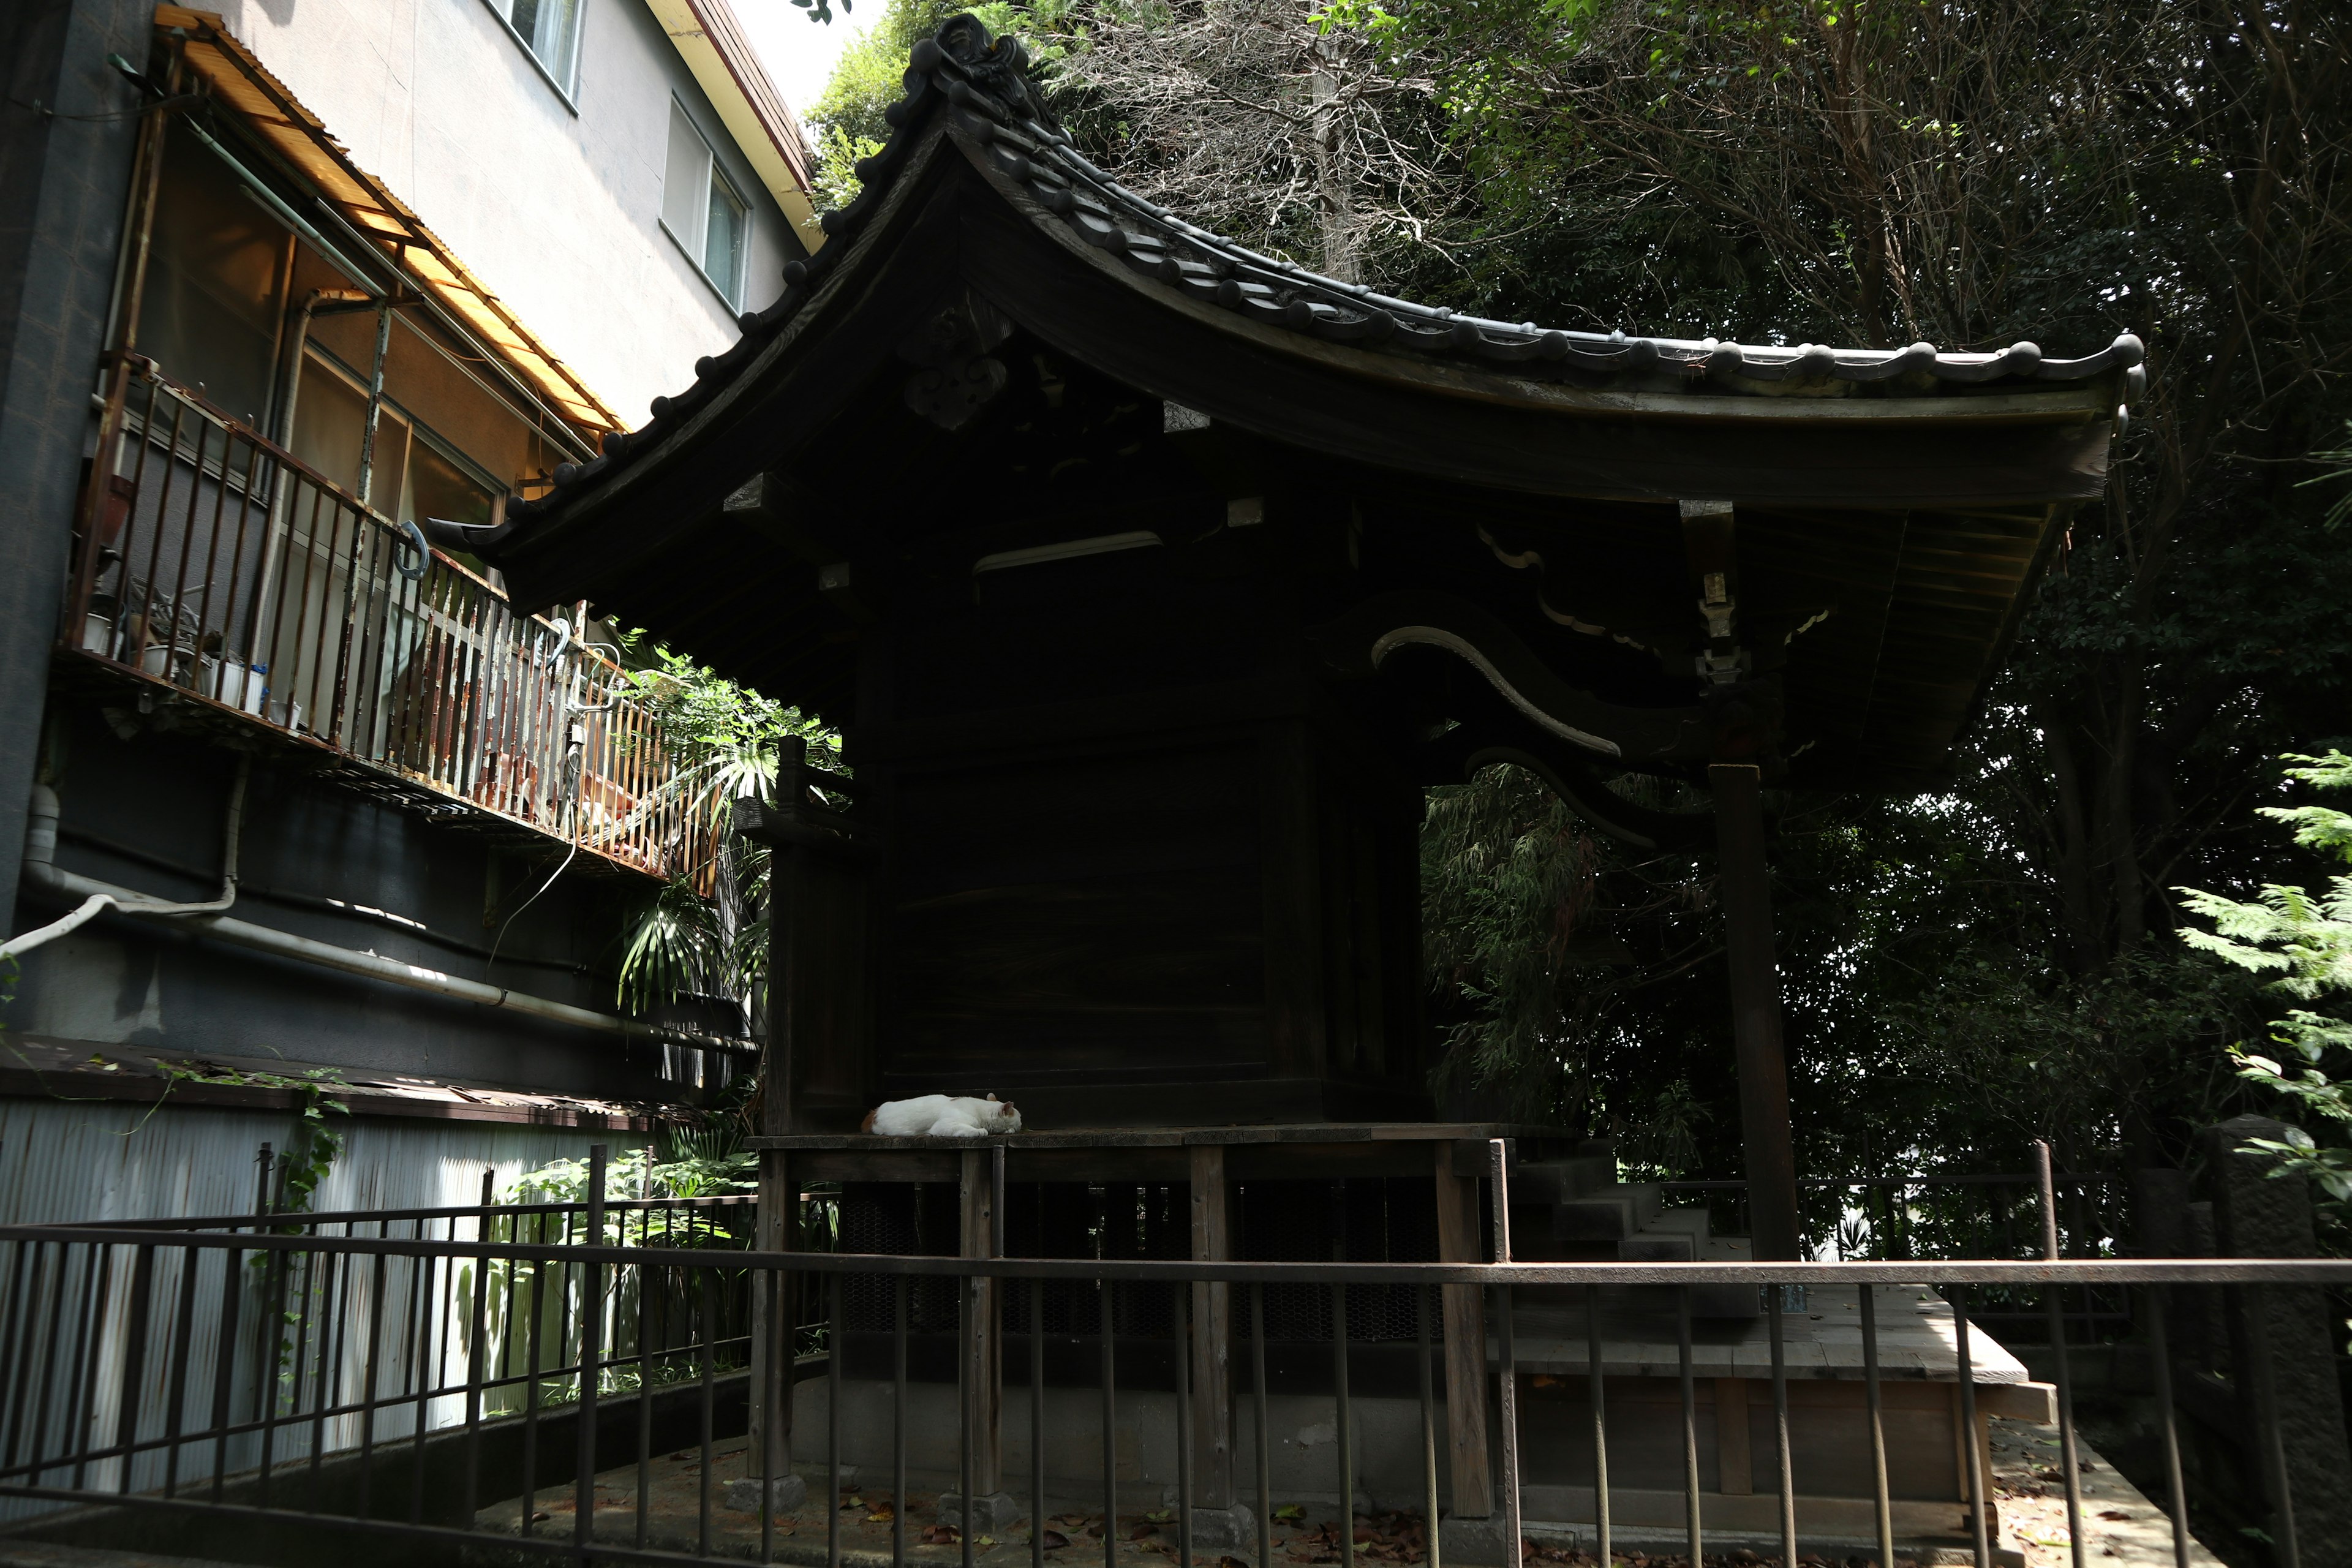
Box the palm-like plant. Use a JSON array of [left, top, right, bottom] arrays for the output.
[[614, 639, 841, 1036]]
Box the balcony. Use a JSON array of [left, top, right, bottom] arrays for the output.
[[58, 353, 713, 886]]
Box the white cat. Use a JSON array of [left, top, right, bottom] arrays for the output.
[[860, 1093, 1023, 1137]]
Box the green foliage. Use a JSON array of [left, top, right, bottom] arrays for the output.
[[2181, 751, 2352, 1215], [159, 1061, 350, 1215], [805, 0, 1047, 211], [616, 636, 839, 1026]]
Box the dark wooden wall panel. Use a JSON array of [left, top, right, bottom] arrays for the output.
[[878, 737, 1269, 1091]]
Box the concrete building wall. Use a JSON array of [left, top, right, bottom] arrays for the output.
[[0, 0, 151, 929], [200, 0, 801, 423], [9, 706, 728, 1102]]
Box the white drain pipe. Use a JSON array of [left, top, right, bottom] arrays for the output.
[[7, 782, 748, 1055]]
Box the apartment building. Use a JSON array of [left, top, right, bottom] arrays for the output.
[[0, 0, 818, 1220]]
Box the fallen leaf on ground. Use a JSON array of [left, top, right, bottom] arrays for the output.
[[979, 1536, 999, 1548], [924, 1525, 962, 1545], [1055, 1515, 1090, 1528], [1145, 1509, 1174, 1523], [867, 1508, 895, 1523], [1041, 1530, 1071, 1549], [1130, 1524, 1158, 1540], [2098, 1510, 2132, 1521], [1272, 1506, 1305, 1522]]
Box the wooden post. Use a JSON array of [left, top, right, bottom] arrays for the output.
[[750, 1149, 797, 1478], [1714, 1378, 1752, 1494], [1433, 1144, 1491, 1517], [1188, 1144, 1234, 1509], [960, 1148, 1004, 1496], [1709, 763, 1801, 1262]]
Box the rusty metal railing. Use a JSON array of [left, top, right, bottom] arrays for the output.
[[0, 1149, 2340, 1568], [61, 355, 714, 886]]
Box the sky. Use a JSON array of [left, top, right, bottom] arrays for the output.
[[733, 1, 869, 120]]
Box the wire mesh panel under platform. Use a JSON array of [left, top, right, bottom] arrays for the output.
[[1237, 1178, 1438, 1341], [1001, 1182, 1186, 1338], [839, 1183, 960, 1334]]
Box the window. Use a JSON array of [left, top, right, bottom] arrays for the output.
[[661, 99, 748, 309], [495, 0, 582, 96]]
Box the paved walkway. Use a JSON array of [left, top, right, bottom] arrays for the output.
[[1989, 1415, 2221, 1568]]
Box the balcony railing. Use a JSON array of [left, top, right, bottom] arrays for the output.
[[60, 355, 714, 886]]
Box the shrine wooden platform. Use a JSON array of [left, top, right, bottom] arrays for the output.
[[747, 1122, 1559, 1182]]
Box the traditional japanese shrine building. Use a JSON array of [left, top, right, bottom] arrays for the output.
[[467, 9, 2136, 1185], [457, 15, 2139, 1549]]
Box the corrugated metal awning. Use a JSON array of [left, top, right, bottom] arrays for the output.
[[154, 5, 624, 436]]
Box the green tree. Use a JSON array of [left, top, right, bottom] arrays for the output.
[[2181, 750, 2352, 1219], [805, 0, 1045, 211]]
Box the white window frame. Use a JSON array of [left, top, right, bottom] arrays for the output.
[[659, 97, 750, 311], [481, 0, 584, 110]]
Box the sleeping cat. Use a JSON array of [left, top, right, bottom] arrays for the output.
[[861, 1093, 1023, 1137]]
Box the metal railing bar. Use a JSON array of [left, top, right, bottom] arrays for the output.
[[959, 1261, 973, 1568], [1585, 1281, 1607, 1566], [205, 1240, 243, 1502], [758, 1268, 775, 1567], [520, 1211, 548, 1542], [1766, 1287, 1793, 1568], [1489, 1140, 1520, 1568], [1860, 1284, 1893, 1568], [1099, 1272, 1115, 1568], [2046, 1282, 2089, 1568], [465, 1180, 492, 1525], [114, 1244, 157, 1496], [830, 1272, 843, 1568], [288, 1249, 323, 1491], [1676, 1288, 1698, 1568], [2143, 1288, 2190, 1568], [160, 1244, 202, 1498], [353, 1247, 390, 1519], [1029, 1276, 1044, 1568], [1251, 1283, 1271, 1568], [895, 1274, 910, 1568], [15, 1226, 2346, 1284], [67, 1243, 111, 1492], [0, 1241, 36, 1472], [578, 1145, 609, 1558], [1951, 1286, 1990, 1568], [1174, 1280, 1193, 1568], [1334, 1281, 1353, 1568], [1417, 1283, 1439, 1568]]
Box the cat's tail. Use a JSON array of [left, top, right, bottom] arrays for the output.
[[859, 1107, 878, 1133]]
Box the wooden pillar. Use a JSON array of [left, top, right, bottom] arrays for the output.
[[1714, 1378, 1752, 1494], [1188, 1144, 1234, 1509], [750, 1149, 797, 1476], [1709, 763, 1801, 1262], [1433, 1144, 1491, 1517], [960, 1148, 1004, 1496]]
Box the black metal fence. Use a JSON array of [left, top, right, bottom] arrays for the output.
[[0, 1145, 2337, 1568]]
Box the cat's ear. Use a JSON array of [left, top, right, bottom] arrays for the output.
[[1001, 1101, 1017, 1117], [986, 1093, 1000, 1102]]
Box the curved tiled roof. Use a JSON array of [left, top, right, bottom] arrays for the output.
[[522, 14, 2146, 512]]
